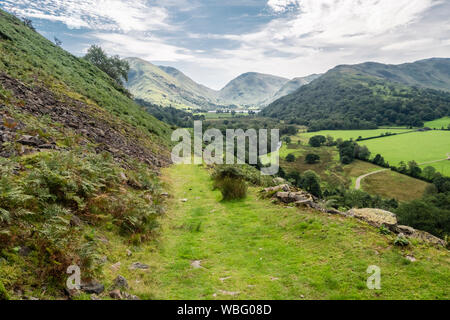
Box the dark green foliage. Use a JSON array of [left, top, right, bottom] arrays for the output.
[[305, 154, 320, 164], [394, 235, 410, 247], [262, 65, 450, 130], [407, 161, 422, 178], [300, 170, 322, 198], [396, 193, 450, 239], [0, 150, 164, 293], [309, 135, 326, 147], [22, 18, 35, 31], [285, 153, 296, 162], [372, 154, 386, 167], [326, 189, 398, 212], [212, 166, 248, 200], [135, 98, 196, 127], [84, 45, 130, 87]]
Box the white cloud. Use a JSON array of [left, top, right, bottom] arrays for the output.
[[1, 0, 170, 31], [91, 32, 194, 61]]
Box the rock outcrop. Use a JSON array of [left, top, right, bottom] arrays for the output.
[[262, 184, 447, 247]]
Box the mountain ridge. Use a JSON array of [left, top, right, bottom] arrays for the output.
[[262, 58, 450, 130]]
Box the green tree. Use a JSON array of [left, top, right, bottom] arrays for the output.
[[285, 154, 296, 163], [300, 170, 322, 198], [309, 135, 326, 147], [423, 166, 437, 181], [84, 45, 130, 86], [305, 154, 320, 164], [408, 161, 422, 178]]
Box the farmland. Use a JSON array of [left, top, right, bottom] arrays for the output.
[[298, 130, 450, 176], [268, 142, 430, 201], [425, 117, 450, 129], [299, 129, 412, 143]]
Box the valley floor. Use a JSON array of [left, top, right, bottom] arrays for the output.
[[100, 164, 449, 300]]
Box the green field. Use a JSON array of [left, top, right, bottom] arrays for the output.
[[425, 117, 450, 129], [420, 161, 450, 177], [299, 130, 450, 176], [300, 129, 412, 143], [358, 131, 449, 165]]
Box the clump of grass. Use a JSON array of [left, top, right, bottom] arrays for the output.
[[212, 166, 248, 201], [394, 234, 410, 247]]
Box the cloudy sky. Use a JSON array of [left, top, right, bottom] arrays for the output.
[[1, 0, 449, 89]]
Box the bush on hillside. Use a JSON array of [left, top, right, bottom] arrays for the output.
[[212, 166, 248, 201]]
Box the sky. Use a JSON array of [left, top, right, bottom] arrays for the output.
[[1, 0, 449, 90]]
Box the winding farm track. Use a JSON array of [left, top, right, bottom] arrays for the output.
[[355, 153, 450, 190], [355, 169, 389, 190]]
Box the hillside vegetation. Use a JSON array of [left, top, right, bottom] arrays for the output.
[[0, 9, 172, 299], [103, 164, 449, 300], [262, 60, 450, 130]]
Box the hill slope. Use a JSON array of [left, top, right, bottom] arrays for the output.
[[262, 61, 450, 130], [350, 58, 450, 92], [269, 74, 322, 104], [0, 9, 172, 299], [126, 58, 221, 110], [218, 72, 289, 107]]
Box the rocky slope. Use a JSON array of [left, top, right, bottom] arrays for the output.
[[0, 9, 172, 300]]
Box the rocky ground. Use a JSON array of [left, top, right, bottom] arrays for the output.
[[0, 73, 170, 168]]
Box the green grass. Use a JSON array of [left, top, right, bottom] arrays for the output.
[[420, 161, 450, 177], [362, 170, 430, 202], [262, 141, 429, 201], [300, 129, 412, 143], [99, 164, 450, 300], [358, 131, 449, 166], [299, 130, 450, 176], [425, 117, 450, 129], [0, 10, 171, 146]]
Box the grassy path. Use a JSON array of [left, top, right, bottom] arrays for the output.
[[108, 164, 449, 300]]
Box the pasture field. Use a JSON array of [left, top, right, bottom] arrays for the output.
[[425, 117, 450, 129], [299, 129, 412, 143], [420, 161, 450, 177], [362, 170, 430, 202], [358, 131, 450, 166], [299, 130, 450, 176], [271, 143, 428, 201]]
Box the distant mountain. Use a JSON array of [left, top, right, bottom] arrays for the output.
[[268, 74, 322, 104], [348, 58, 450, 92], [217, 72, 289, 107], [158, 65, 218, 102], [127, 60, 323, 109], [126, 58, 221, 110], [262, 59, 450, 130]]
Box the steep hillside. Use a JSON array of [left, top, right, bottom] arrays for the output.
[[262, 63, 450, 130], [218, 72, 289, 107], [269, 74, 322, 104], [350, 58, 450, 92], [158, 65, 218, 102], [0, 9, 172, 299], [126, 58, 220, 110]]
